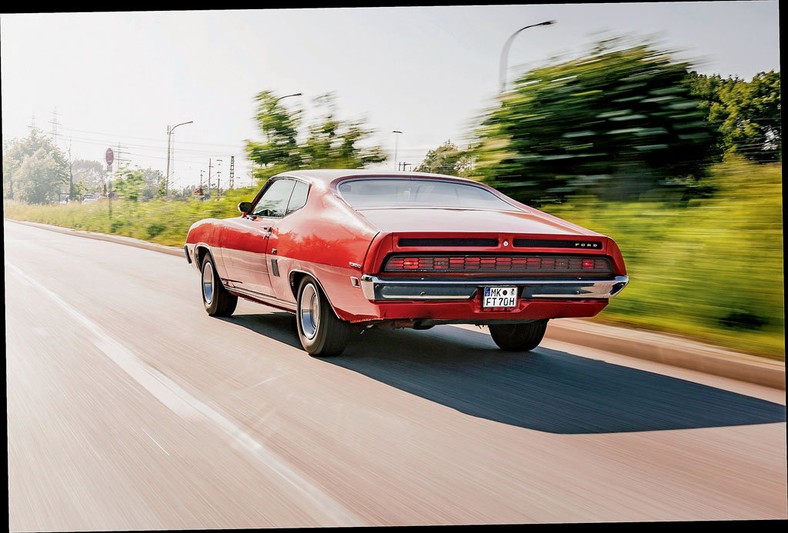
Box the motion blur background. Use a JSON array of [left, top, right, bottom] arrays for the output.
[[2, 4, 783, 358]]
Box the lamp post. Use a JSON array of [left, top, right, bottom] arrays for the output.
[[165, 120, 193, 197], [392, 130, 403, 170], [275, 92, 302, 103], [499, 20, 555, 94]]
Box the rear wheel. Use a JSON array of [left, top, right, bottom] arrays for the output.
[[296, 276, 351, 357], [201, 253, 238, 317], [489, 320, 548, 352]]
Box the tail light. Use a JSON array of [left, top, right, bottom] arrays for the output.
[[385, 255, 612, 274]]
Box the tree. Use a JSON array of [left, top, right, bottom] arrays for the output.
[[301, 93, 387, 169], [113, 168, 147, 201], [686, 70, 781, 163], [245, 90, 305, 182], [415, 141, 473, 176], [70, 159, 107, 199], [245, 90, 386, 183], [2, 129, 69, 204], [471, 38, 716, 205], [136, 167, 166, 200]]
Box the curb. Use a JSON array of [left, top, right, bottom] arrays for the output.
[[7, 219, 785, 390], [8, 219, 184, 257], [546, 319, 785, 390]]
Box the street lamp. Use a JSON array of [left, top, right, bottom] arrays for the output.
[[499, 20, 555, 94], [165, 120, 193, 196], [392, 130, 403, 170], [275, 92, 302, 103]]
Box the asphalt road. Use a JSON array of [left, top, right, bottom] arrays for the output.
[[5, 220, 787, 530]]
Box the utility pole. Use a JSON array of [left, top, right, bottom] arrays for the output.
[[116, 143, 130, 169], [67, 142, 74, 202], [49, 107, 60, 144], [207, 158, 213, 196], [215, 159, 223, 196], [229, 156, 235, 189], [104, 146, 115, 219]]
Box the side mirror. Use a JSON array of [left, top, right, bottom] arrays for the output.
[[238, 201, 253, 214]]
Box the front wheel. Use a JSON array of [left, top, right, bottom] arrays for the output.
[[201, 254, 238, 317], [489, 320, 548, 352], [296, 276, 351, 357]]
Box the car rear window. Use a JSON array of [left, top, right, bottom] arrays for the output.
[[337, 178, 515, 210]]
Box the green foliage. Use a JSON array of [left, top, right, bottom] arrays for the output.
[[245, 90, 386, 184], [472, 38, 716, 206], [3, 129, 69, 204], [245, 90, 304, 177], [70, 159, 107, 198], [415, 141, 473, 176], [132, 166, 167, 201], [301, 93, 387, 169], [113, 168, 147, 201], [4, 185, 259, 247], [145, 222, 166, 238], [686, 70, 781, 163], [543, 158, 783, 358]]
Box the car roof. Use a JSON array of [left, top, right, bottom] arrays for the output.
[[274, 169, 479, 187]]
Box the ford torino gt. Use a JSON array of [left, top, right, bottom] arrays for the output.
[[184, 169, 629, 356]]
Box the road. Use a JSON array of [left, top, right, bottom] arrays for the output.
[[5, 219, 787, 530]]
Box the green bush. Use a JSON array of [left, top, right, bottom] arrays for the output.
[[543, 158, 784, 358], [3, 187, 256, 247]]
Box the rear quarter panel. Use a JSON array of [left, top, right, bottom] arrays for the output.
[[272, 179, 378, 313]]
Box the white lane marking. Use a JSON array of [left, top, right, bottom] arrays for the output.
[[6, 263, 362, 526], [141, 428, 170, 456]]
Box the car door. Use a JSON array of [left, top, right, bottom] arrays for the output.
[[225, 178, 296, 297], [265, 179, 310, 301]]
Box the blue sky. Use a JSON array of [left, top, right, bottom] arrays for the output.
[[0, 2, 780, 189]]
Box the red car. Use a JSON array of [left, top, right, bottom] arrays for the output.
[[184, 169, 628, 356]]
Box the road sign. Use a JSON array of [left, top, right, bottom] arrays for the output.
[[105, 148, 114, 166]]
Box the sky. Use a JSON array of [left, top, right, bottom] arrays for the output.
[[0, 2, 781, 190]]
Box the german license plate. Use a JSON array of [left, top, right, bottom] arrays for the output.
[[483, 286, 518, 308]]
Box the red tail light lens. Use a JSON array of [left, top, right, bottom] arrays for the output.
[[384, 254, 612, 275], [402, 258, 420, 270]]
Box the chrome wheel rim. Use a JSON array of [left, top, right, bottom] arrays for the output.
[[299, 283, 320, 340], [202, 261, 214, 305]]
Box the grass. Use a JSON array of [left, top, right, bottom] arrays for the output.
[[4, 159, 784, 359], [542, 159, 784, 359], [3, 187, 255, 247]]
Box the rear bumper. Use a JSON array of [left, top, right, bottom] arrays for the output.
[[360, 275, 629, 301]]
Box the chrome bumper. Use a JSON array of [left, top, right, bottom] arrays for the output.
[[360, 275, 629, 301]]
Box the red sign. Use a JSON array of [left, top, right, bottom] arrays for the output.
[[105, 148, 114, 166]]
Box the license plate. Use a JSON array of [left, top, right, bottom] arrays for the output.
[[483, 286, 518, 308]]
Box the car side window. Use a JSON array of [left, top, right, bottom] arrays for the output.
[[253, 179, 296, 217], [286, 181, 309, 214]]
